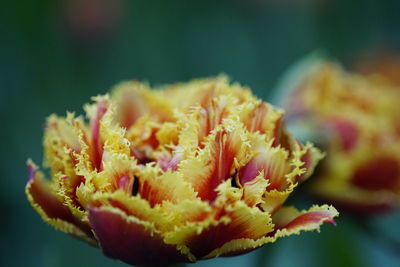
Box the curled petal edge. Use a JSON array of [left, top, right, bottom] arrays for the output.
[[25, 160, 97, 246], [203, 204, 338, 259], [88, 205, 191, 266]]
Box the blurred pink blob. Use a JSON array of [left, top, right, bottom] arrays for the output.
[[64, 0, 125, 43]]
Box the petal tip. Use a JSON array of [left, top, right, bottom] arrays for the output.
[[26, 159, 37, 182]]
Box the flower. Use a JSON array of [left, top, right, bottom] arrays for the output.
[[355, 48, 400, 87], [282, 62, 400, 214], [26, 76, 338, 266]]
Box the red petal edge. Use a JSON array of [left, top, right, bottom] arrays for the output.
[[281, 210, 337, 231], [88, 206, 189, 267], [27, 163, 94, 239]]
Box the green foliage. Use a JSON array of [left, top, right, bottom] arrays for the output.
[[1, 1, 400, 266]]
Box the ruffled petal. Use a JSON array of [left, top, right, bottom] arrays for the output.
[[112, 81, 152, 129], [259, 185, 294, 215], [164, 182, 274, 260], [138, 166, 197, 207], [87, 97, 109, 171], [242, 173, 269, 207], [25, 161, 96, 245], [238, 138, 289, 190], [201, 205, 338, 259], [88, 205, 189, 267], [272, 205, 338, 234], [180, 119, 253, 202], [43, 114, 87, 218], [295, 142, 325, 183], [112, 81, 175, 128]]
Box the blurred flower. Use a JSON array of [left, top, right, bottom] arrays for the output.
[[282, 62, 400, 214], [355, 48, 400, 87], [26, 76, 337, 266], [64, 0, 124, 44]]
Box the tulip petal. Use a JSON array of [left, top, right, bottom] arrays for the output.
[[327, 118, 359, 152], [43, 114, 85, 179], [164, 200, 274, 259], [88, 205, 189, 266], [239, 138, 289, 190], [90, 190, 160, 221], [25, 161, 96, 245], [180, 119, 252, 202], [43, 114, 88, 219], [139, 166, 198, 207], [311, 178, 400, 214], [260, 185, 294, 215], [272, 205, 338, 233], [88, 97, 108, 171], [351, 155, 400, 191], [112, 81, 152, 129], [126, 116, 161, 156], [242, 173, 269, 207], [203, 205, 338, 258], [161, 76, 230, 110], [296, 143, 325, 183], [112, 81, 175, 128], [242, 102, 271, 134], [203, 236, 275, 258], [201, 206, 338, 259]]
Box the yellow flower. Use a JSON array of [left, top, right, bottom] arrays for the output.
[[283, 62, 400, 214], [26, 76, 337, 266]]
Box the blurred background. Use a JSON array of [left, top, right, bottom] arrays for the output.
[[2, 0, 400, 266]]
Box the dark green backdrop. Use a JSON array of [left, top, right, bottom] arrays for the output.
[[1, 1, 400, 266]]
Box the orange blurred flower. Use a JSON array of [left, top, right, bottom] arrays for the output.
[[283, 62, 400, 214], [26, 76, 337, 266], [355, 48, 400, 87]]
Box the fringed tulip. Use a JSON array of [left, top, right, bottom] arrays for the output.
[[282, 62, 400, 214], [26, 76, 337, 266]]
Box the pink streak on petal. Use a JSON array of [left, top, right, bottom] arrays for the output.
[[328, 118, 359, 152], [27, 163, 35, 182], [238, 160, 259, 185], [281, 210, 337, 231], [91, 100, 107, 171], [272, 117, 283, 147], [158, 153, 181, 172], [117, 174, 132, 192], [198, 130, 236, 202]]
